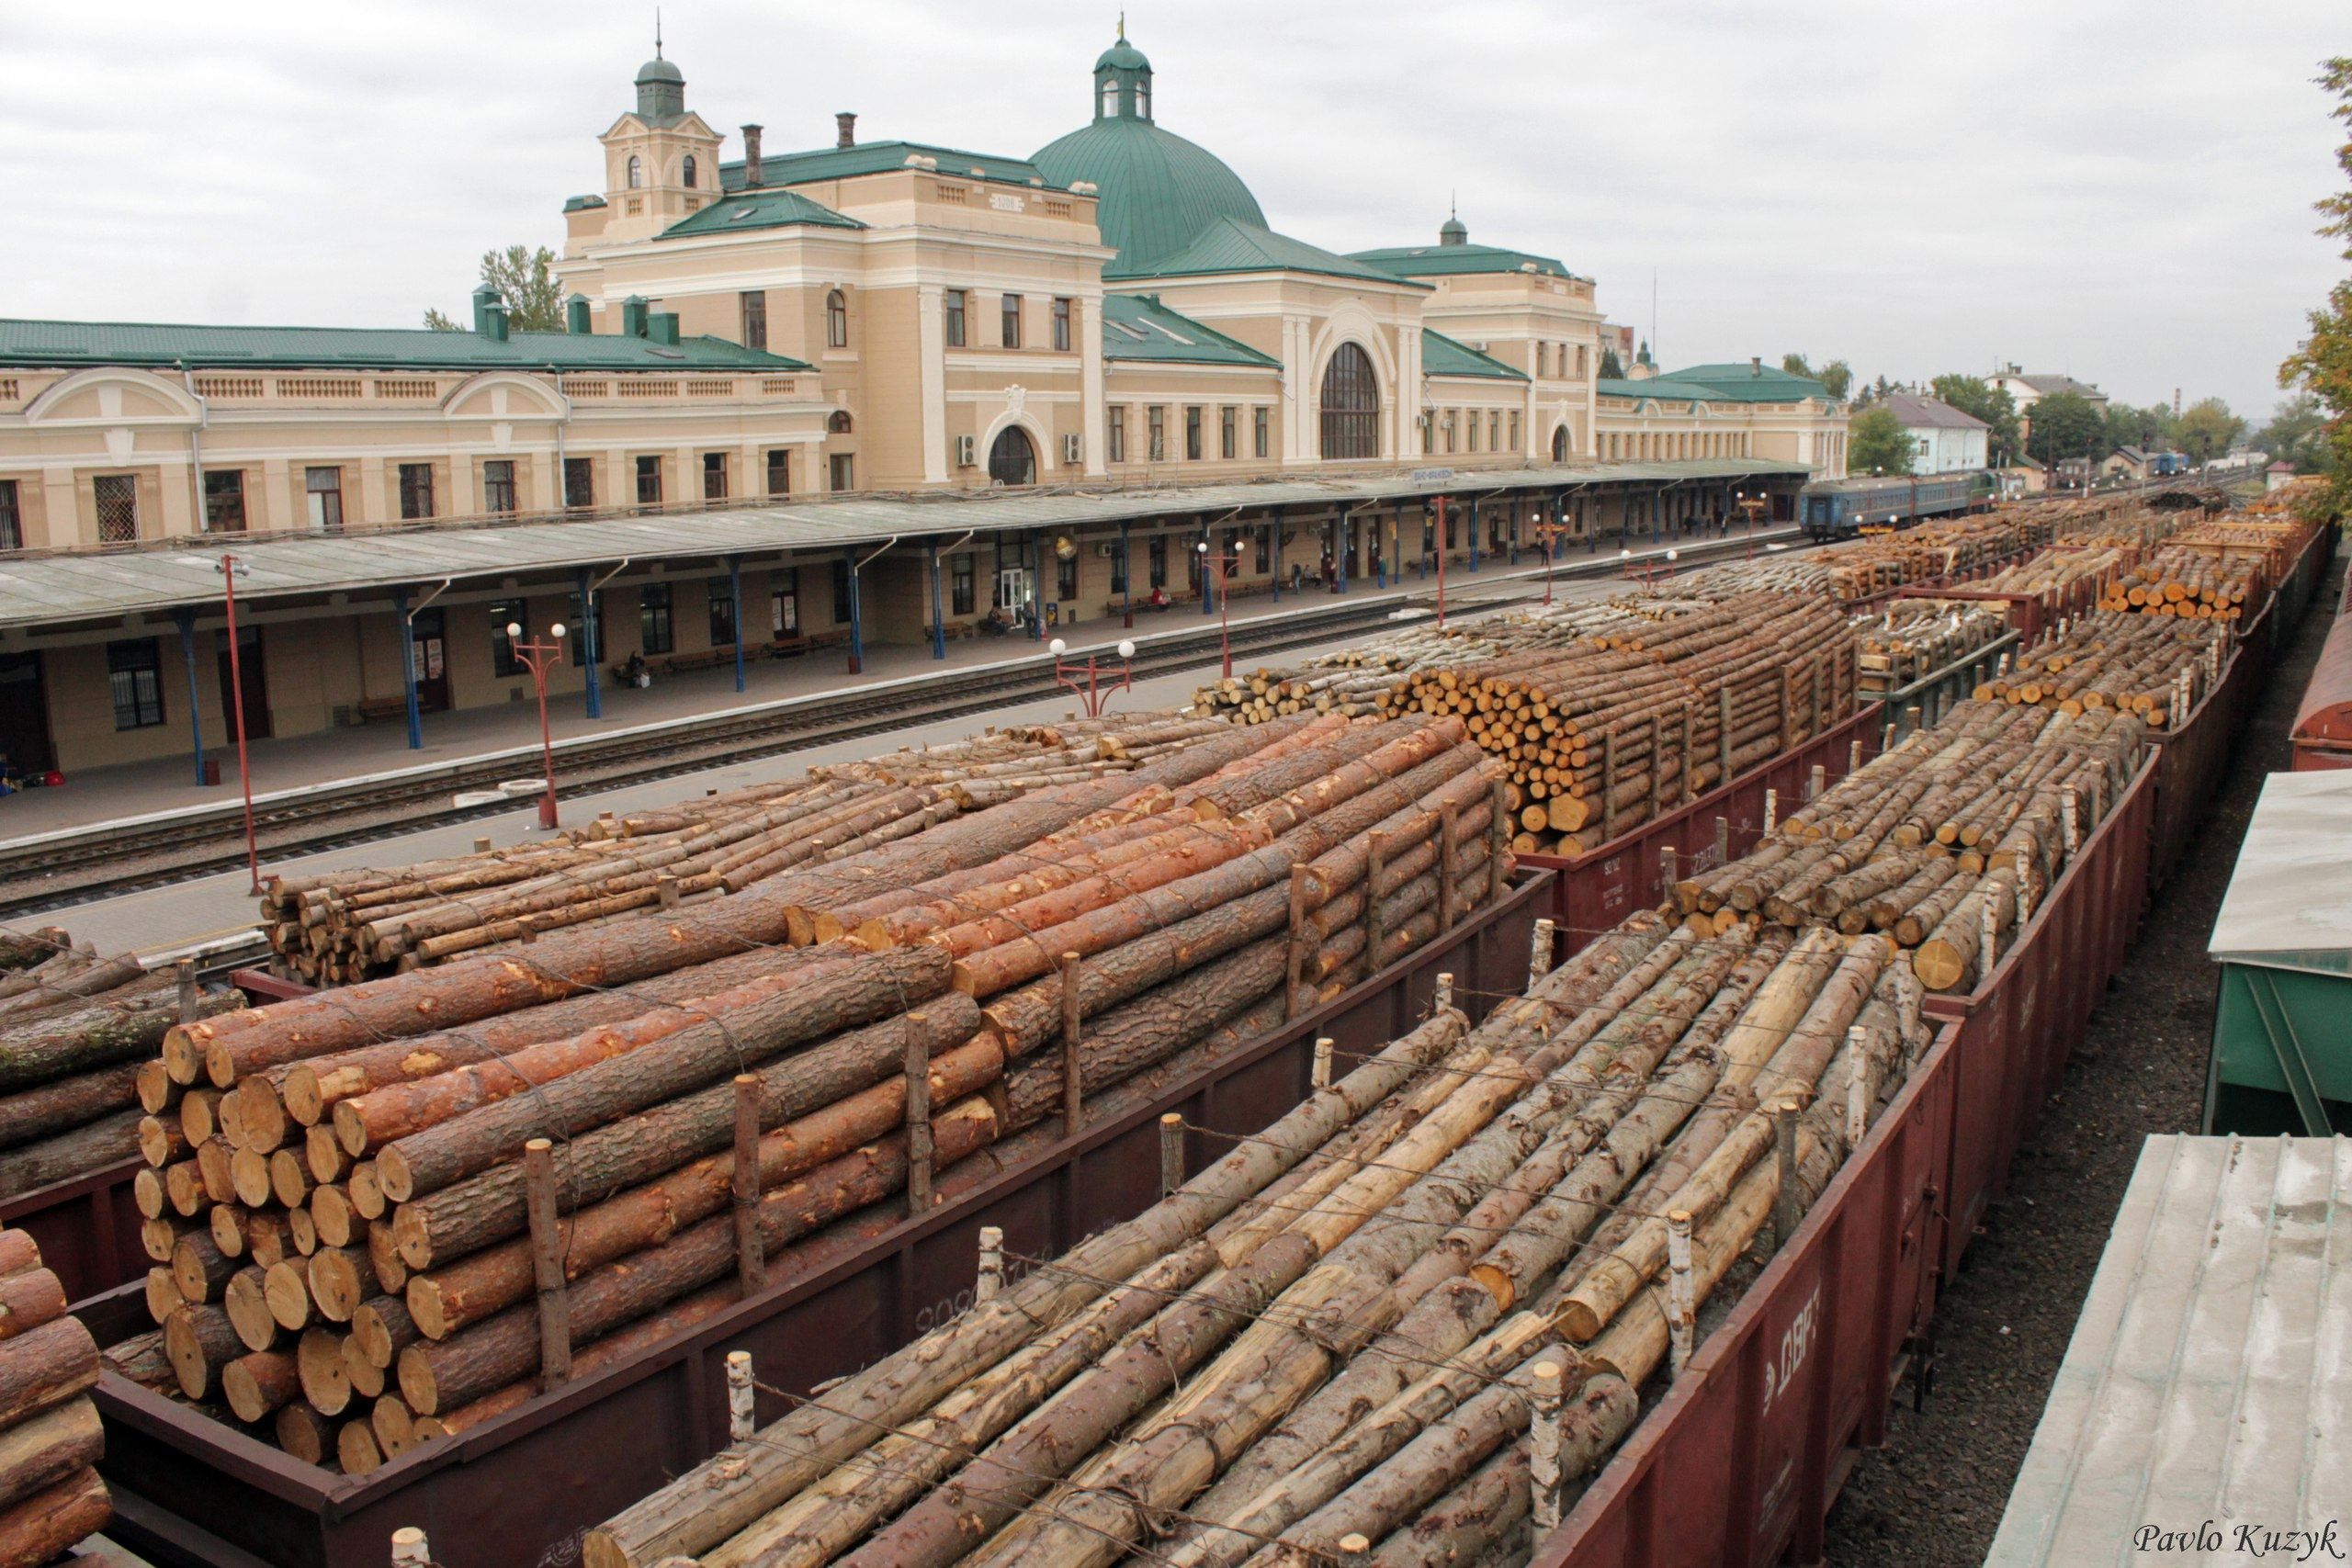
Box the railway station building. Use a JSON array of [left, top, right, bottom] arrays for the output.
[[0, 30, 1849, 777]]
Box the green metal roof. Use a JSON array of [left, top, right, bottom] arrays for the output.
[[1034, 117, 1267, 275], [0, 319, 810, 374], [662, 188, 865, 239], [719, 141, 1051, 193], [1421, 330, 1527, 381], [1661, 363, 1833, 402], [1349, 241, 1575, 280], [1100, 294, 1278, 368], [1596, 377, 1726, 403], [1110, 217, 1419, 287], [562, 194, 609, 213]]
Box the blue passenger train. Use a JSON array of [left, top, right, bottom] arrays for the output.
[[1800, 473, 1993, 540]]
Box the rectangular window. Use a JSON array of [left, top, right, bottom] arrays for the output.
[[952, 553, 976, 615], [1148, 534, 1167, 588], [563, 457, 594, 510], [1443, 412, 1457, 454], [707, 578, 738, 646], [944, 289, 967, 348], [1220, 406, 1237, 460], [0, 480, 17, 551], [568, 590, 605, 667], [1253, 526, 1270, 573], [304, 467, 343, 531], [1466, 412, 1479, 453], [1577, 344, 1588, 377], [740, 289, 767, 351], [1001, 294, 1022, 349], [702, 452, 728, 502], [203, 469, 246, 532], [1490, 412, 1502, 451], [1108, 407, 1126, 463], [1254, 407, 1269, 458], [1052, 297, 1071, 352], [1185, 406, 1202, 461], [1148, 406, 1165, 462], [639, 583, 673, 655], [107, 638, 164, 729], [773, 579, 800, 637], [1109, 542, 1127, 594], [635, 456, 662, 506], [482, 459, 517, 513], [831, 559, 853, 625], [1536, 344, 1548, 378], [1509, 412, 1521, 452], [1419, 415, 1433, 456], [94, 474, 140, 543], [763, 449, 789, 496], [398, 463, 435, 520], [1057, 552, 1077, 602], [489, 599, 527, 678], [1187, 537, 1203, 592], [829, 453, 855, 492]]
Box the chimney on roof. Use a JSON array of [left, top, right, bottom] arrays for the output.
[[566, 294, 592, 335], [471, 283, 500, 335], [621, 295, 650, 338], [482, 300, 510, 343], [836, 112, 857, 149], [648, 311, 682, 346], [1749, 355, 1761, 377], [741, 123, 763, 186]]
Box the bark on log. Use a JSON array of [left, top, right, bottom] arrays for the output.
[[0, 1401, 103, 1515], [0, 1109, 143, 1201], [0, 1465, 108, 1566]]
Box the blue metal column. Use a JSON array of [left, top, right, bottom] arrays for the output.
[[1334, 515, 1347, 593], [175, 608, 204, 784], [1119, 521, 1133, 626], [928, 546, 946, 660], [577, 567, 603, 719], [1199, 521, 1213, 615], [394, 587, 422, 750], [1027, 534, 1042, 641], [1468, 501, 1481, 573], [847, 546, 867, 671], [729, 556, 747, 692], [1508, 502, 1520, 568], [1269, 519, 1281, 604]]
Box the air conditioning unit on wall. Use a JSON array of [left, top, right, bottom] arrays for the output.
[[954, 434, 976, 467], [1063, 433, 1083, 464]]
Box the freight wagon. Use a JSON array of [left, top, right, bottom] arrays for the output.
[[1800, 473, 1989, 541]]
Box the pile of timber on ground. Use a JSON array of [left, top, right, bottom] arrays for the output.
[[116, 711, 1516, 1473], [260, 713, 1232, 982], [1674, 696, 2143, 992], [1856, 599, 2012, 694], [0, 929, 239, 1201], [1970, 611, 2224, 728], [0, 1229, 110, 1565], [2096, 515, 2322, 619], [585, 904, 1937, 1568]]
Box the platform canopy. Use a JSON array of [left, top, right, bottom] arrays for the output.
[[0, 458, 1805, 630], [2209, 770, 2352, 979]]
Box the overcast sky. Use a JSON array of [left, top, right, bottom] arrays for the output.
[[4, 1, 2343, 423]]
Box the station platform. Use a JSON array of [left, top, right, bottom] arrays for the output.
[[1, 530, 1787, 844]]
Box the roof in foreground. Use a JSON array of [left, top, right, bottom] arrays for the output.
[[1421, 331, 1527, 381], [0, 319, 810, 373], [1100, 295, 1279, 367], [1348, 241, 1576, 280], [1109, 217, 1420, 287], [1884, 391, 1988, 431], [2209, 770, 2352, 977], [719, 140, 1054, 192], [1984, 1134, 2352, 1567], [0, 458, 1809, 629]]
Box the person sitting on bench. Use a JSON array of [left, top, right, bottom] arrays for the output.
[[622, 650, 650, 689]]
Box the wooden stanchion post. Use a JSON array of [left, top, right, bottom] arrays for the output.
[[1600, 727, 1619, 842], [1714, 813, 1731, 868], [1659, 845, 1678, 905], [1058, 952, 1084, 1140], [1763, 787, 1779, 837], [390, 1527, 432, 1566], [1284, 864, 1314, 1019], [731, 1074, 764, 1292], [1530, 1358, 1566, 1531], [1770, 1100, 1802, 1252], [176, 957, 199, 1024], [1666, 1210, 1696, 1378], [1311, 1036, 1335, 1091], [1159, 1112, 1184, 1197], [1717, 685, 1734, 782], [976, 1224, 1004, 1303], [1487, 777, 1510, 903], [725, 1349, 755, 1442], [1528, 918, 1555, 989], [523, 1138, 571, 1389], [904, 1021, 933, 1216], [1363, 830, 1390, 970], [1846, 1026, 1871, 1149]]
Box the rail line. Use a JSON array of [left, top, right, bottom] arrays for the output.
[[0, 531, 1803, 921]]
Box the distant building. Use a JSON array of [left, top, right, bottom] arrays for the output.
[[1883, 391, 1987, 474], [1990, 364, 2109, 412], [2268, 460, 2299, 492]]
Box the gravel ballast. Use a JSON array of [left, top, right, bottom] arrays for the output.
[[1820, 547, 2346, 1565]]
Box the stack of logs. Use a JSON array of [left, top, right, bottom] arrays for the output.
[[1190, 626, 1505, 725], [1813, 513, 2050, 602], [1673, 697, 2144, 992], [585, 907, 1933, 1568], [261, 714, 1235, 983], [2097, 515, 2317, 620], [1973, 611, 2225, 728], [1374, 592, 1859, 854], [0, 1229, 109, 1566], [107, 712, 1519, 1473], [1856, 600, 2012, 695], [0, 930, 243, 1201]]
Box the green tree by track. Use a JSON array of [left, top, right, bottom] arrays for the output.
[[425, 245, 567, 333], [2173, 398, 2245, 463], [1930, 375, 2023, 465], [2259, 392, 2334, 472], [2280, 56, 2352, 511], [1848, 406, 1915, 476]]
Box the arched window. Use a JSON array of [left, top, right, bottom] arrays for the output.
[[626, 154, 642, 189], [1136, 84, 1150, 118], [1318, 343, 1380, 461], [683, 155, 697, 188], [828, 411, 854, 434], [826, 290, 848, 349], [1552, 424, 1569, 462], [1101, 81, 1118, 118], [988, 426, 1037, 486]]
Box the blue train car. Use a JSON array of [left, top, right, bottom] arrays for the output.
[[1800, 472, 1988, 540]]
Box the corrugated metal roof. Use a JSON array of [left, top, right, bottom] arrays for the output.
[[1108, 218, 1419, 288], [661, 189, 866, 238], [2209, 771, 2352, 977], [1421, 331, 1528, 382], [719, 140, 1052, 191], [1987, 1134, 2352, 1567], [1100, 296, 1278, 367], [0, 319, 808, 373], [1661, 363, 1834, 403], [1348, 241, 1577, 280], [1597, 377, 1732, 405], [0, 458, 1807, 628], [1033, 116, 1268, 276]]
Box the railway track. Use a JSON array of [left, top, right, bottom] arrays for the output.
[[0, 531, 1804, 922]]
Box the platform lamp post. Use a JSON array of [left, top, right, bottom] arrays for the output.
[[216, 556, 262, 895], [1049, 637, 1136, 718], [1195, 538, 1243, 679], [505, 619, 568, 830]]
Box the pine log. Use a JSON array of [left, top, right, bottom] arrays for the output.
[[223, 1348, 302, 1423], [0, 1401, 103, 1515], [0, 1466, 109, 1566], [0, 1109, 143, 1201], [164, 1304, 239, 1400]]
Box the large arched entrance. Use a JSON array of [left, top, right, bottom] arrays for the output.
[[1551, 424, 1569, 462], [1318, 343, 1380, 460], [988, 426, 1037, 486]]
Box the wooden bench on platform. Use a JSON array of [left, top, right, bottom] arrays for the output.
[[353, 695, 410, 725]]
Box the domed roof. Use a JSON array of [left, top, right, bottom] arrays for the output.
[[636, 54, 683, 85], [1034, 30, 1266, 276]]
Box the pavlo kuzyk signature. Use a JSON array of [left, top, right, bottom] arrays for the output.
[[2135, 1522, 2347, 1561]]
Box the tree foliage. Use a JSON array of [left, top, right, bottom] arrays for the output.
[[2258, 392, 2335, 473], [1817, 359, 1853, 400], [1781, 352, 1813, 379], [2172, 398, 2245, 463], [424, 244, 567, 333], [2024, 390, 2106, 466], [1599, 346, 1625, 379], [1847, 406, 1915, 476], [2101, 402, 2176, 454], [1929, 374, 2022, 465], [2279, 56, 2352, 510]]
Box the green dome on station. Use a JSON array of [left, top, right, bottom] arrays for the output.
[[1033, 27, 1267, 277]]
